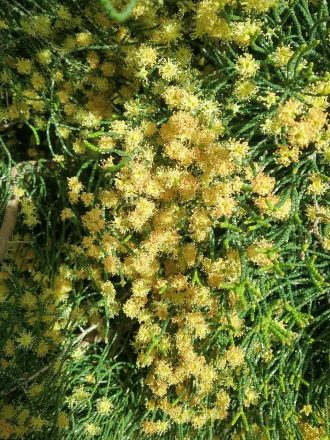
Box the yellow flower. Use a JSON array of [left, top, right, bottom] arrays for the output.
[[101, 61, 116, 77], [189, 209, 212, 242], [28, 383, 44, 397], [16, 58, 33, 74], [53, 275, 72, 303], [57, 5, 71, 20], [182, 243, 197, 268], [60, 208, 74, 221], [243, 0, 277, 12], [85, 423, 100, 437], [276, 144, 300, 166], [300, 404, 313, 416], [68, 385, 90, 407], [272, 45, 294, 67], [96, 397, 113, 415], [31, 72, 46, 90], [67, 176, 83, 203], [57, 412, 69, 429], [30, 415, 46, 431], [35, 340, 50, 357], [0, 282, 9, 304], [76, 32, 94, 46], [128, 198, 156, 231], [225, 345, 245, 367], [258, 91, 277, 108], [308, 173, 327, 195], [1, 405, 15, 420], [159, 59, 180, 81], [0, 20, 8, 30], [142, 420, 169, 435], [156, 19, 182, 43], [236, 53, 260, 77], [37, 49, 52, 65], [17, 331, 34, 349], [31, 15, 52, 36], [233, 80, 258, 100], [246, 239, 277, 266], [80, 192, 94, 207], [17, 408, 30, 425], [84, 374, 96, 384], [244, 387, 259, 407], [82, 206, 106, 234], [251, 172, 275, 195], [4, 340, 15, 357], [133, 45, 158, 68], [232, 20, 261, 46]]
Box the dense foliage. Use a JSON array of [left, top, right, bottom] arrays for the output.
[[0, 0, 329, 439]]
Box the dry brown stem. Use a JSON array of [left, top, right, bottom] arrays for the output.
[[0, 197, 20, 262], [0, 166, 19, 264]]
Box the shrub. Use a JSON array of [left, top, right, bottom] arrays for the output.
[[0, 0, 329, 439]]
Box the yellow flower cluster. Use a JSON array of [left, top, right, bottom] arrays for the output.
[[65, 61, 257, 426], [262, 95, 328, 167], [194, 0, 272, 45], [0, 0, 329, 438]]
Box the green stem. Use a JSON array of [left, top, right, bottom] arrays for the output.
[[99, 0, 137, 22]]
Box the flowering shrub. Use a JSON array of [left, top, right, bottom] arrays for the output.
[[0, 0, 329, 439]]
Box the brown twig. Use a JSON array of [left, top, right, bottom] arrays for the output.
[[1, 365, 50, 397], [0, 199, 20, 263], [0, 160, 52, 263], [74, 323, 99, 344], [0, 167, 20, 264], [0, 324, 99, 397]]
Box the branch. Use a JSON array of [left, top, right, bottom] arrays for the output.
[[1, 365, 50, 397], [0, 160, 56, 264], [74, 323, 99, 344], [0, 166, 20, 264], [0, 324, 99, 397]]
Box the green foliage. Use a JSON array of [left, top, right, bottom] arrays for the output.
[[0, 0, 329, 439]]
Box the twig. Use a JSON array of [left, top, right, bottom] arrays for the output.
[[0, 324, 99, 397], [1, 365, 50, 397], [0, 160, 56, 263], [0, 199, 19, 262], [0, 167, 20, 264], [74, 323, 99, 344]]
